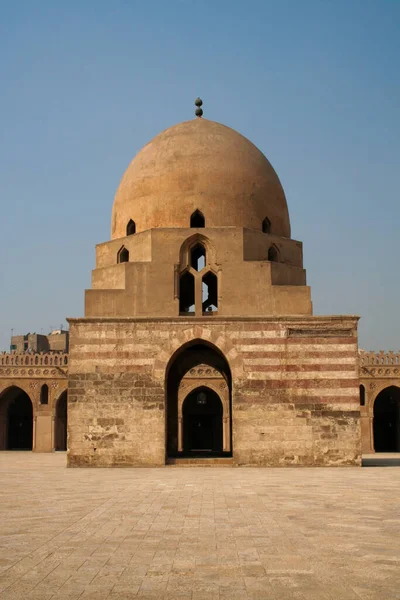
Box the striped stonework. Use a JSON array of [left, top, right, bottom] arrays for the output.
[[67, 315, 360, 467]]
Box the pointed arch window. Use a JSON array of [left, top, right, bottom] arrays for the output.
[[179, 271, 195, 315], [126, 220, 136, 236], [360, 384, 366, 406], [262, 217, 271, 234], [268, 245, 279, 262], [202, 272, 218, 314], [178, 234, 219, 316], [117, 246, 129, 263], [190, 210, 205, 228], [190, 243, 206, 272], [40, 384, 49, 405]]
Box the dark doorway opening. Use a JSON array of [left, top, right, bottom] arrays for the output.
[[55, 391, 67, 451], [373, 386, 400, 452], [0, 387, 33, 450], [182, 387, 222, 454], [165, 340, 232, 459]]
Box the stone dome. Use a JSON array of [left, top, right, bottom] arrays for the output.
[[111, 118, 291, 239]]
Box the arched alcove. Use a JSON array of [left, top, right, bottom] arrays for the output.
[[262, 217, 271, 233], [268, 245, 279, 262], [179, 233, 214, 269], [0, 387, 33, 450], [55, 391, 67, 451], [40, 384, 49, 405], [359, 384, 365, 406], [190, 209, 205, 228], [165, 339, 232, 459], [373, 386, 400, 452], [117, 246, 129, 263]]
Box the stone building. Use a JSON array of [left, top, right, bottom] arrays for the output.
[[66, 104, 361, 467], [0, 103, 398, 463], [11, 330, 69, 354]]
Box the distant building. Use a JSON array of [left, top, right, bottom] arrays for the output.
[[10, 330, 69, 354]]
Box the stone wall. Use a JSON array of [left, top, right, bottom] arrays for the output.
[[67, 315, 360, 467]]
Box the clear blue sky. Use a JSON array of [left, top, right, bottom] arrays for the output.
[[0, 0, 399, 352]]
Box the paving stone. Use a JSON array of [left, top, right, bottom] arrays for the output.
[[0, 452, 400, 599]]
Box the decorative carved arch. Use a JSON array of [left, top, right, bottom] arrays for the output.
[[368, 382, 400, 417], [178, 235, 219, 315], [177, 381, 230, 452], [178, 380, 228, 416], [179, 233, 215, 269], [0, 382, 33, 401], [154, 333, 243, 382]]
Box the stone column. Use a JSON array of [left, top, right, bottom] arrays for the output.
[[370, 416, 375, 453], [178, 417, 183, 452], [223, 417, 228, 452], [51, 416, 55, 451], [195, 277, 203, 317], [360, 414, 372, 453], [32, 416, 37, 451]]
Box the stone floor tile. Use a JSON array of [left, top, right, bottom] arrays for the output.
[[1, 454, 400, 600]]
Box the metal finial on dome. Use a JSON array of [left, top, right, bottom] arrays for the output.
[[195, 97, 203, 118]]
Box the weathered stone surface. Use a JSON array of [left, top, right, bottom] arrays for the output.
[[1, 453, 400, 600], [67, 317, 361, 467]]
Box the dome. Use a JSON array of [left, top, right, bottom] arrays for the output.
[[111, 118, 291, 239]]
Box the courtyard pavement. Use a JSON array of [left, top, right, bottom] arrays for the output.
[[0, 454, 399, 600]]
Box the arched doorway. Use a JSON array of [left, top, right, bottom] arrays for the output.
[[54, 391, 67, 451], [0, 387, 33, 450], [182, 387, 223, 454], [165, 340, 232, 459], [373, 386, 400, 452]]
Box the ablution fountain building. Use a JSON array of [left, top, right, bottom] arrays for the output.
[[1, 100, 399, 465]]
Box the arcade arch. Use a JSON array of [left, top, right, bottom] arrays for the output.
[[373, 386, 400, 452], [165, 340, 232, 459], [54, 390, 68, 451], [0, 386, 33, 450]]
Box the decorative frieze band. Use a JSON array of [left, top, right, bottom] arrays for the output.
[[0, 366, 67, 378], [287, 328, 354, 338]]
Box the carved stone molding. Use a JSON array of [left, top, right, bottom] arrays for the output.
[[0, 366, 67, 379]]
